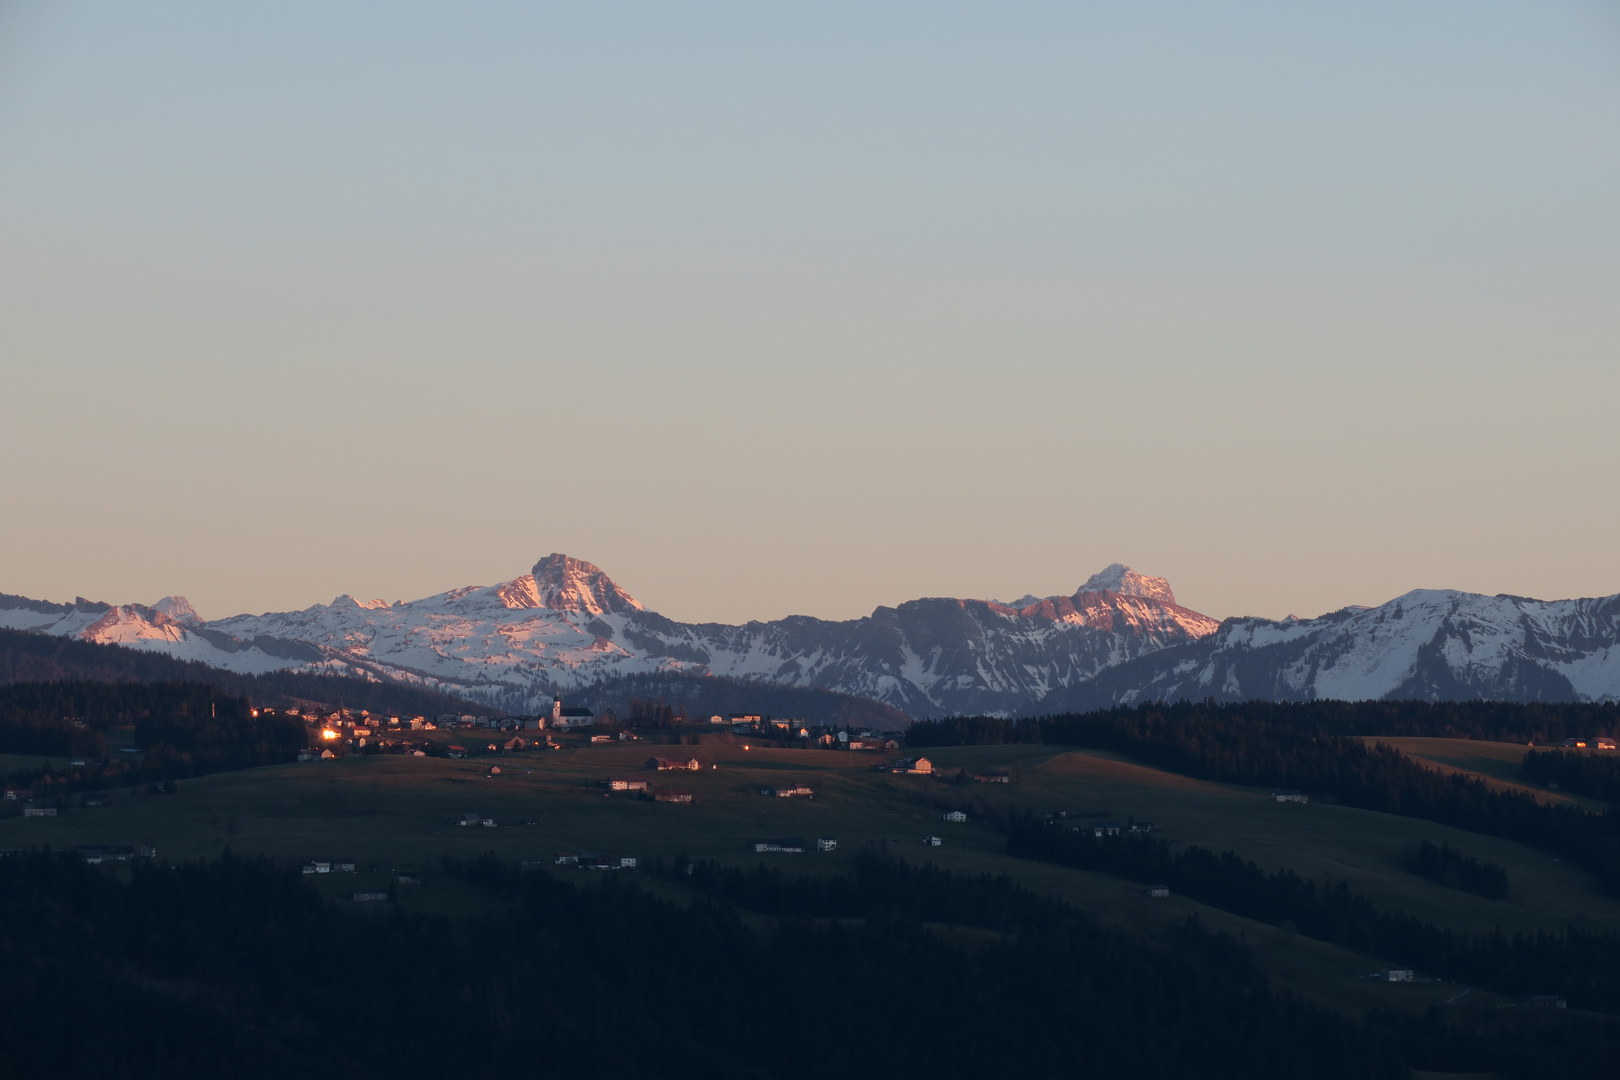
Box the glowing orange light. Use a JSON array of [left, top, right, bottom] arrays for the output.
[[744, 745, 750, 751], [320, 729, 340, 741]]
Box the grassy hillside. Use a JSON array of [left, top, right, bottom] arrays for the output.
[[7, 728, 1617, 1021], [1368, 736, 1612, 811]]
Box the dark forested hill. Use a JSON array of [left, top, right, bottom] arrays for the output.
[[574, 671, 914, 730], [5, 850, 1614, 1080], [0, 628, 480, 717]]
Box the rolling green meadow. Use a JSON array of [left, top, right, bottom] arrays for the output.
[[8, 729, 1614, 1021]]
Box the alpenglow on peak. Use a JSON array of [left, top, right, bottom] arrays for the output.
[[529, 553, 643, 615], [1078, 564, 1177, 606]]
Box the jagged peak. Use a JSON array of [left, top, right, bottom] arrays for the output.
[[528, 553, 643, 615], [1077, 563, 1177, 605], [151, 595, 203, 626], [331, 595, 391, 610]]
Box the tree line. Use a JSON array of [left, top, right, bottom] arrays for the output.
[[3, 849, 1616, 1079], [0, 681, 306, 796], [1522, 749, 1620, 804], [1404, 840, 1509, 900], [907, 700, 1620, 749], [1006, 818, 1619, 1013], [908, 701, 1620, 897], [0, 627, 480, 718]]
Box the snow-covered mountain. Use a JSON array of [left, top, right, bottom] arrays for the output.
[[9, 557, 1616, 717], [199, 555, 1217, 716], [0, 593, 321, 673], [1, 555, 1216, 717], [1052, 588, 1620, 711]]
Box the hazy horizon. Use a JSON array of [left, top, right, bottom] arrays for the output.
[[2, 2, 1617, 625]]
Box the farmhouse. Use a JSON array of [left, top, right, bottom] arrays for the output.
[[609, 778, 650, 792], [849, 738, 899, 752], [923, 836, 941, 847], [752, 838, 807, 853], [1148, 885, 1170, 898], [764, 784, 814, 799], [1381, 968, 1414, 983], [1271, 790, 1309, 804], [889, 756, 933, 775], [942, 810, 967, 822], [972, 771, 1010, 784], [457, 813, 495, 827], [816, 838, 838, 851], [653, 789, 693, 804], [22, 804, 56, 818], [1087, 820, 1123, 837], [73, 846, 134, 863], [647, 756, 701, 772]]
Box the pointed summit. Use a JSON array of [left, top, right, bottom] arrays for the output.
[[529, 554, 643, 615], [1078, 564, 1177, 606], [151, 595, 203, 627]]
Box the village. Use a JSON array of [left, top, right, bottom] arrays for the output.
[[283, 695, 920, 765]]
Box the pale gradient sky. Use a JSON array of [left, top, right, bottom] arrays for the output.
[[1, 1, 1617, 626]]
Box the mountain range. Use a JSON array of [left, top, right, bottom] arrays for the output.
[[3, 554, 1618, 722]]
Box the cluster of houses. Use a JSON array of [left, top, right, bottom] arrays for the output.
[[0, 844, 156, 860], [1061, 818, 1156, 838], [554, 852, 637, 870], [605, 777, 695, 803], [68, 845, 154, 862], [1555, 737, 1617, 750], [752, 837, 839, 853], [302, 858, 358, 874]]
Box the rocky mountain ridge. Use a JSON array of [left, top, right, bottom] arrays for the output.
[[0, 556, 1215, 718], [5, 557, 1618, 719]]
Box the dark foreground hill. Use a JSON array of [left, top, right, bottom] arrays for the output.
[[0, 628, 481, 718], [7, 850, 1613, 1080]]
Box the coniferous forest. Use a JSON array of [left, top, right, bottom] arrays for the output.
[[908, 702, 1620, 896], [1, 849, 1617, 1080]]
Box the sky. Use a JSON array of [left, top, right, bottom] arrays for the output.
[[1, 1, 1617, 625]]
